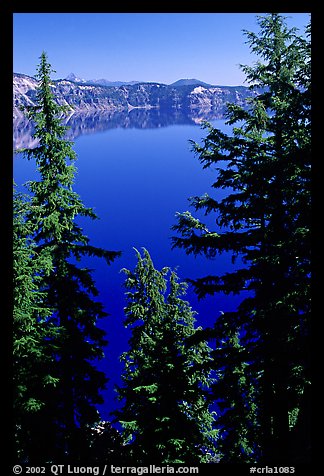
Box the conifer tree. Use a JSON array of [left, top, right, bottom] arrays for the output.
[[18, 52, 121, 462], [115, 249, 218, 463], [172, 14, 311, 463], [207, 325, 260, 462], [13, 185, 57, 461]]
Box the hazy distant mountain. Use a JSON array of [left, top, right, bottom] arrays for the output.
[[65, 73, 141, 87], [65, 72, 88, 83], [65, 73, 216, 88], [170, 78, 213, 88], [88, 79, 141, 87]]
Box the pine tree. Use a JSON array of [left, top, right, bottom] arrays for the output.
[[18, 52, 121, 462], [13, 185, 58, 461], [210, 325, 260, 462], [115, 249, 218, 463], [172, 14, 311, 463]]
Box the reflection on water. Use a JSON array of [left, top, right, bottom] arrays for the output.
[[13, 107, 227, 150]]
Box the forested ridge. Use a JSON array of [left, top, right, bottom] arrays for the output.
[[12, 14, 311, 466]]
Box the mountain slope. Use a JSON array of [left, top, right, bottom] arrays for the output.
[[170, 78, 212, 88]]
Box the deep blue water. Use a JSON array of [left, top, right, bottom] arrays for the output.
[[13, 116, 245, 420]]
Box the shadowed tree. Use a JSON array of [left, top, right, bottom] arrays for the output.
[[172, 14, 311, 463], [17, 52, 121, 462], [115, 248, 218, 463], [13, 185, 57, 461]]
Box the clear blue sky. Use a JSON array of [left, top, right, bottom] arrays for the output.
[[13, 13, 310, 86]]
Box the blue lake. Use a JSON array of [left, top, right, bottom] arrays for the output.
[[13, 114, 245, 419]]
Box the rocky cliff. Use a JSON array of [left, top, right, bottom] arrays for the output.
[[13, 73, 256, 119]]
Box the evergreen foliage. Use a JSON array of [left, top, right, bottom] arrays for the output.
[[115, 248, 218, 463], [13, 185, 57, 460], [172, 14, 311, 463], [16, 52, 121, 462]]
